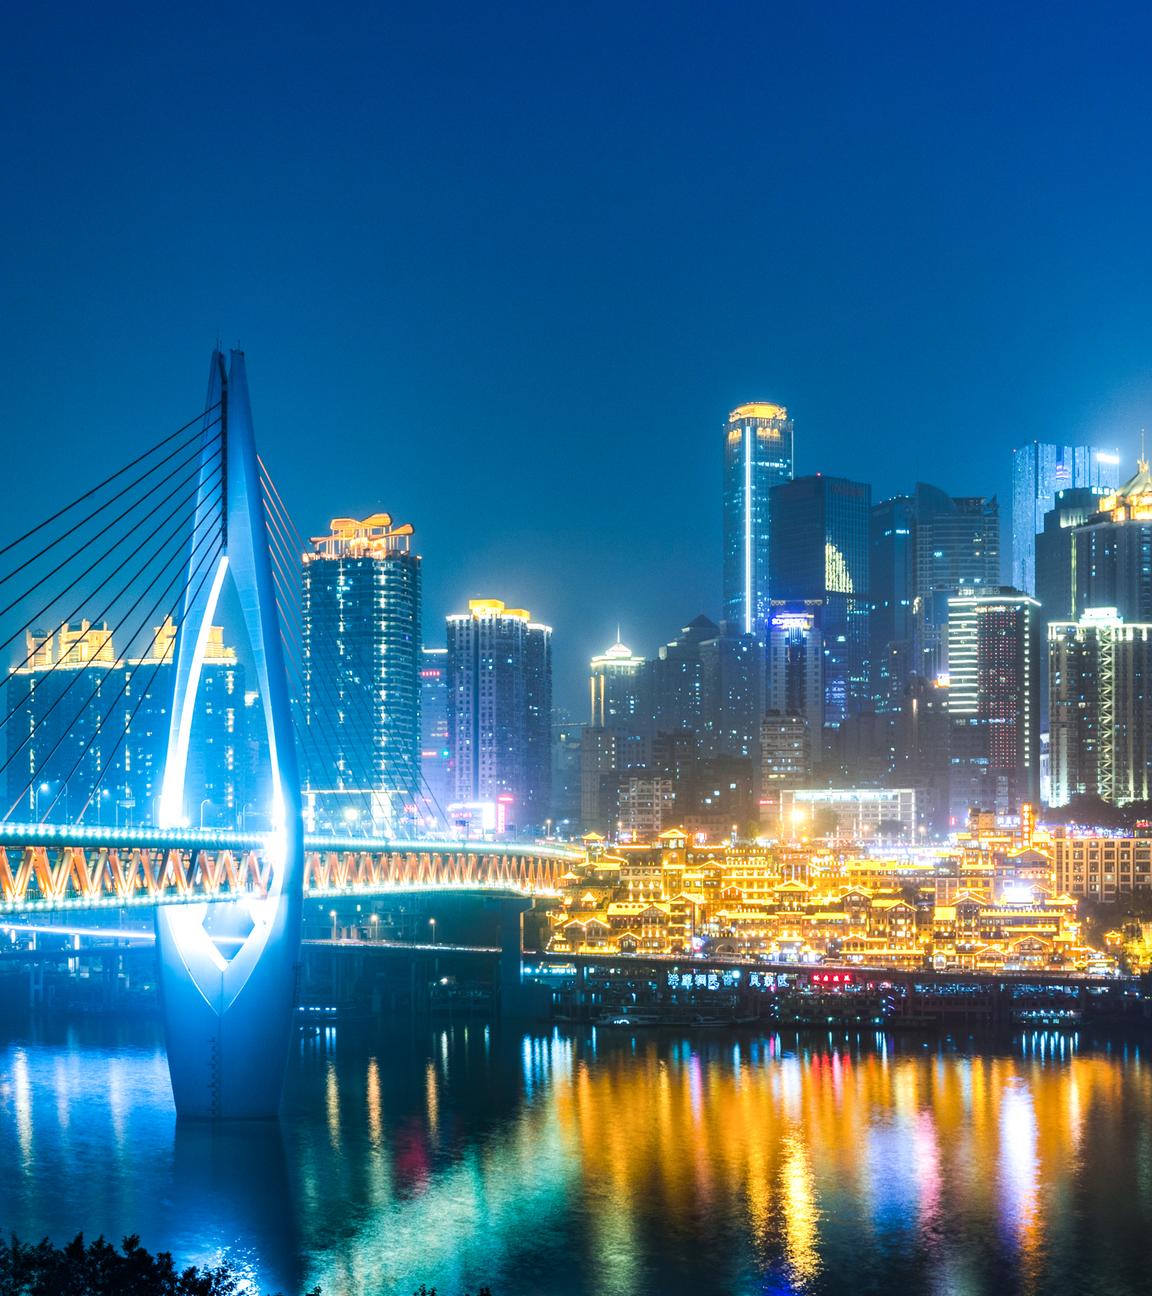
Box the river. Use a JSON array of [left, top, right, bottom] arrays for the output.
[[0, 1019, 1149, 1295]]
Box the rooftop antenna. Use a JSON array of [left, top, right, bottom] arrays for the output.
[[1141, 428, 1148, 473]]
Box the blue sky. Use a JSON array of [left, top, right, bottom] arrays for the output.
[[4, 1, 1152, 708]]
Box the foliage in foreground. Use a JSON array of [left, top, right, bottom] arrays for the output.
[[412, 1287, 492, 1296], [0, 1233, 495, 1296], [0, 1234, 320, 1296]]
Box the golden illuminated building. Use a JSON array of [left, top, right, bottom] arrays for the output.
[[549, 818, 1105, 973]]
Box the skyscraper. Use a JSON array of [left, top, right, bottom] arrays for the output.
[[946, 587, 1040, 821], [649, 615, 719, 735], [722, 402, 794, 634], [1012, 441, 1121, 594], [912, 484, 999, 679], [4, 618, 245, 827], [1069, 461, 1152, 623], [699, 628, 764, 759], [589, 635, 646, 730], [446, 598, 552, 833], [869, 495, 915, 710], [419, 645, 451, 821], [769, 474, 871, 728], [302, 514, 422, 833], [1049, 609, 1152, 806], [765, 608, 823, 726]]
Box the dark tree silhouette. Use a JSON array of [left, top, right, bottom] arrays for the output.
[[0, 1234, 321, 1296]]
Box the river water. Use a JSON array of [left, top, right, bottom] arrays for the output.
[[0, 1019, 1149, 1295]]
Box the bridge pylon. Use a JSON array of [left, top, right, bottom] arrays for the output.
[[156, 351, 303, 1119]]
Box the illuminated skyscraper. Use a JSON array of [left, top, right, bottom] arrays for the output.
[[869, 495, 915, 710], [722, 402, 794, 634], [769, 474, 871, 728], [4, 618, 244, 827], [446, 598, 552, 833], [946, 587, 1040, 821], [302, 514, 422, 833], [1070, 461, 1152, 622], [589, 635, 646, 730], [1049, 609, 1152, 806], [1012, 441, 1120, 594], [912, 484, 999, 679], [765, 608, 822, 727], [419, 645, 450, 821]]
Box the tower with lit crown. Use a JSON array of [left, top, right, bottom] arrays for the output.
[[722, 402, 794, 634], [302, 514, 422, 833]]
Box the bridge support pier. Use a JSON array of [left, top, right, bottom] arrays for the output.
[[494, 899, 549, 1019]]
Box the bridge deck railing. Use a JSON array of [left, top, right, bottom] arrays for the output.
[[0, 826, 574, 908]]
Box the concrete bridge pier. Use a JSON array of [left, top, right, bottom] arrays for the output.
[[494, 898, 545, 1019]]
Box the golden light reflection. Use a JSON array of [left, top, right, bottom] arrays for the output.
[[535, 1038, 1141, 1290], [424, 1060, 439, 1142], [325, 1061, 341, 1151], [366, 1058, 382, 1148], [780, 1131, 821, 1286]]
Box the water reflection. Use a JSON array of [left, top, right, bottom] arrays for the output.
[[0, 1023, 1150, 1294]]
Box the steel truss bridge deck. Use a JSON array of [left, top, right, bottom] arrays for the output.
[[0, 824, 580, 910]]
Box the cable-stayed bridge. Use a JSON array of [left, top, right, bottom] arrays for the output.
[[0, 350, 567, 1118], [0, 823, 575, 909]]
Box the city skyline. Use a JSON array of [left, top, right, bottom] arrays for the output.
[[5, 5, 1152, 711]]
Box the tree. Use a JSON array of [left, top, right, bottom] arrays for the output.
[[0, 1235, 321, 1296]]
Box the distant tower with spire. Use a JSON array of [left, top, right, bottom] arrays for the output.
[[589, 633, 646, 729]]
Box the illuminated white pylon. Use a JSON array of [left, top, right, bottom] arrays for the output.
[[156, 350, 303, 1120]]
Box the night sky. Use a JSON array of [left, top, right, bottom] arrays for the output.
[[4, 1, 1152, 711]]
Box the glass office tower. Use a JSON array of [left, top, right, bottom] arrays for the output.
[[722, 403, 794, 634], [769, 474, 871, 728], [1011, 441, 1120, 594]]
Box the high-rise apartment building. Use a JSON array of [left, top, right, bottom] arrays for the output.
[[302, 514, 422, 833], [913, 484, 999, 680], [759, 714, 812, 794], [1012, 441, 1120, 594], [946, 588, 1040, 821], [5, 618, 244, 827], [419, 646, 451, 822], [446, 598, 552, 833], [769, 475, 871, 728], [1049, 609, 1152, 806], [589, 636, 646, 731], [722, 403, 794, 634]]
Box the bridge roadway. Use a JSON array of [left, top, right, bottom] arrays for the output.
[[0, 822, 580, 911]]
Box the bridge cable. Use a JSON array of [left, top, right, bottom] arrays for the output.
[[0, 403, 220, 563], [70, 537, 229, 826], [0, 418, 220, 593], [0, 480, 225, 784], [259, 461, 453, 836], [4, 504, 224, 822], [36, 528, 227, 824], [0, 435, 223, 629], [265, 545, 381, 834], [0, 468, 224, 734], [259, 469, 452, 834], [258, 476, 384, 831]]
